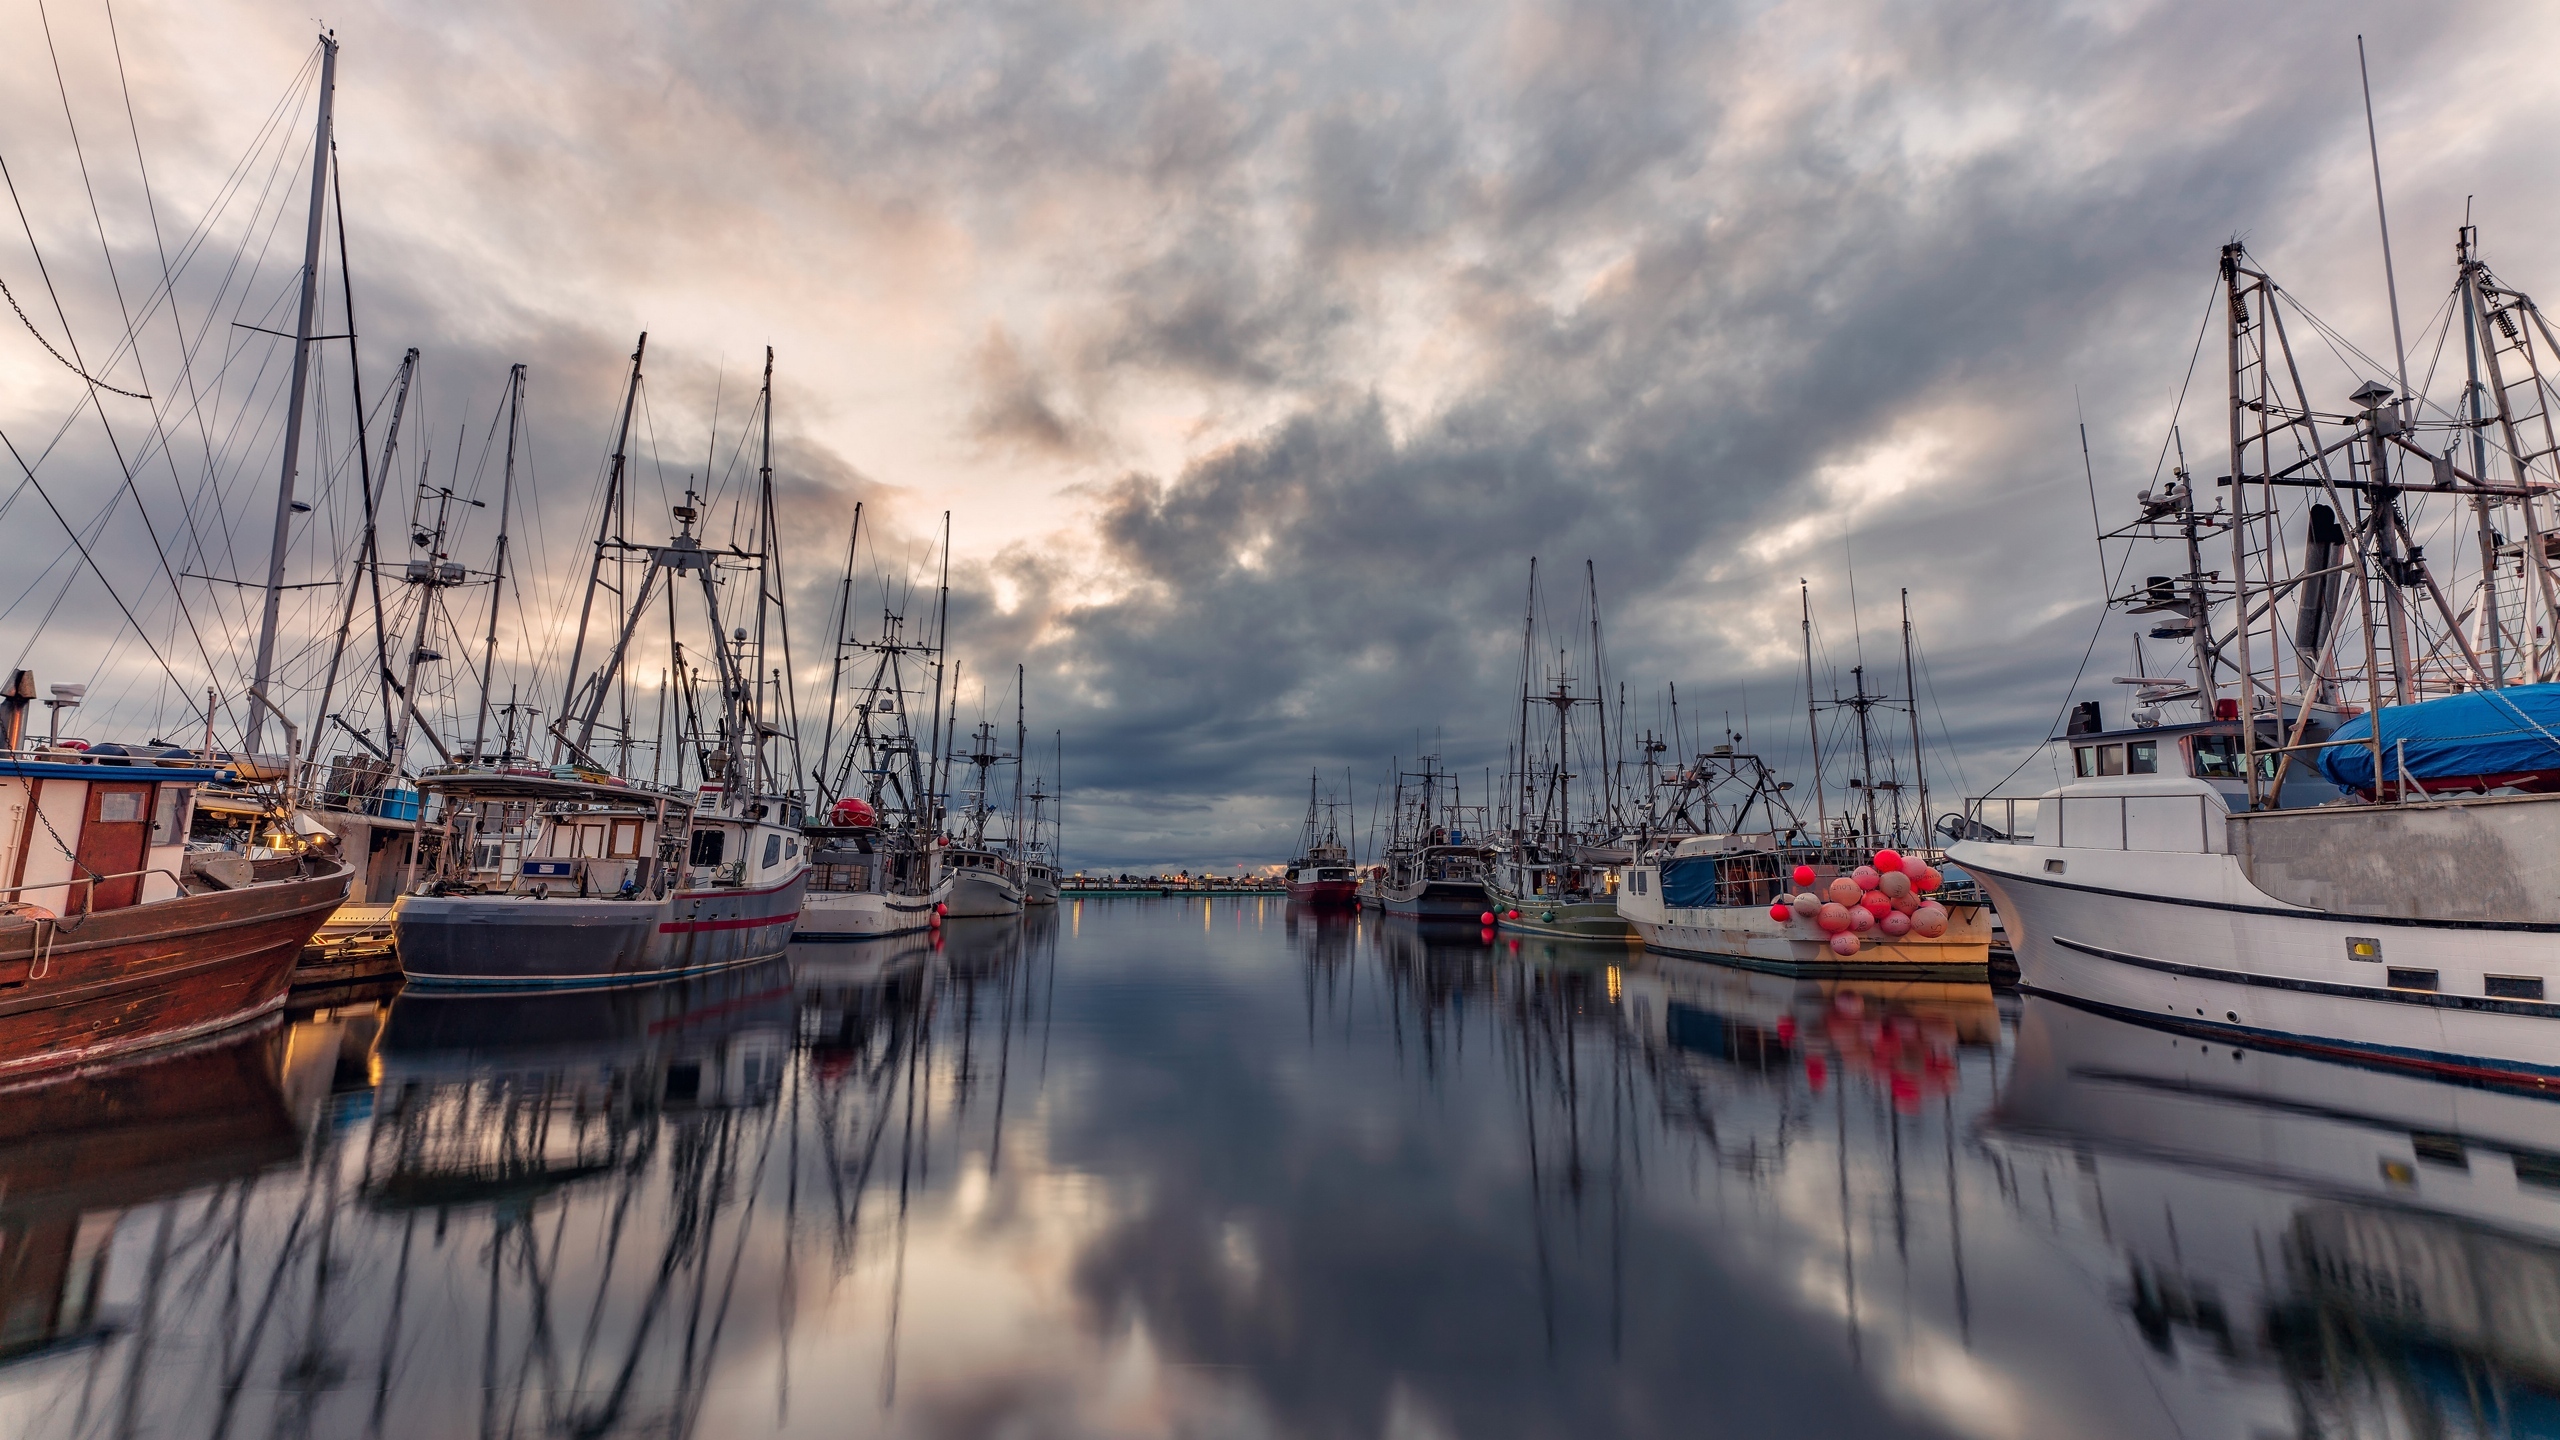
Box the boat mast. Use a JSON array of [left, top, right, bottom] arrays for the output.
[[2459, 226, 2505, 685], [1013, 663, 1026, 862], [1799, 580, 1827, 838], [1586, 560, 1611, 834], [471, 363, 524, 760], [1514, 560, 1535, 849], [1899, 589, 1927, 847], [555, 334, 646, 758], [308, 347, 413, 798], [818, 505, 862, 800], [925, 513, 951, 832], [246, 32, 338, 758]]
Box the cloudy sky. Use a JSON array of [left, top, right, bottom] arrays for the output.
[[2, 0, 2555, 870]]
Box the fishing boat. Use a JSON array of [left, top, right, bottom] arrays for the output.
[[394, 342, 810, 988], [803, 536, 951, 940], [1486, 561, 1634, 940], [799, 795, 941, 939], [1376, 753, 1493, 920], [1618, 588, 1990, 975], [933, 693, 1026, 917], [1019, 742, 1063, 907], [1953, 237, 2560, 1082], [1282, 772, 1359, 907], [0, 702, 351, 1080]]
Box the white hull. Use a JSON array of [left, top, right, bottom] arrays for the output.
[[796, 884, 942, 940], [1617, 872, 1992, 974], [941, 866, 1023, 918], [1954, 838, 2560, 1082]]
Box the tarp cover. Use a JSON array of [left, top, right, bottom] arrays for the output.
[[2317, 683, 2560, 791], [1659, 855, 1723, 909]]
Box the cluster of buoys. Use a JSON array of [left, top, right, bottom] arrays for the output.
[[1765, 848, 1950, 957]]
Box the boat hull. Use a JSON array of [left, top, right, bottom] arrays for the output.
[[395, 869, 809, 991], [1286, 878, 1361, 908], [1955, 839, 2560, 1086], [941, 866, 1023, 918], [1485, 880, 1633, 941], [0, 860, 350, 1084], [797, 885, 941, 941], [1379, 877, 1487, 921], [1618, 883, 1991, 979]]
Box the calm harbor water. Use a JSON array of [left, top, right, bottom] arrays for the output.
[[2, 897, 2552, 1439]]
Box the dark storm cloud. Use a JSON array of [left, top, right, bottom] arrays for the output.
[[2, 0, 2552, 870]]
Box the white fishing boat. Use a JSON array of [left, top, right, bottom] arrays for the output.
[[802, 533, 953, 941], [936, 718, 1024, 918], [1955, 236, 2560, 1082]]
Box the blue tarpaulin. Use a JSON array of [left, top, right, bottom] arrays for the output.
[[2317, 683, 2560, 791], [1659, 855, 1722, 908]]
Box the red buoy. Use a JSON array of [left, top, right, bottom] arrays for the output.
[[1481, 911, 1496, 925], [1874, 848, 1905, 873], [1768, 902, 1792, 922], [1791, 863, 1816, 888]]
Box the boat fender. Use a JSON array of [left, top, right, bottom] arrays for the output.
[[1539, 910, 1555, 923], [1480, 911, 1494, 925], [1829, 931, 1860, 957]]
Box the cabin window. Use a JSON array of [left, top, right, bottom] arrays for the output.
[[2127, 741, 2157, 775], [97, 790, 143, 824], [152, 785, 187, 839], [2095, 744, 2126, 777], [690, 829, 725, 866], [1632, 870, 1648, 896], [763, 833, 783, 869], [2073, 746, 2097, 777], [610, 819, 643, 857], [576, 824, 605, 857], [2191, 735, 2238, 778], [2487, 975, 2546, 1001], [2190, 735, 2280, 780]]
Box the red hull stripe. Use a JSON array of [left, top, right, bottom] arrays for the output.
[[657, 910, 798, 935]]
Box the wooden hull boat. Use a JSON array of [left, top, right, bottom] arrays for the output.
[[0, 857, 352, 1084]]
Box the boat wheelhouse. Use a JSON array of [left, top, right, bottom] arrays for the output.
[[0, 720, 350, 1079]]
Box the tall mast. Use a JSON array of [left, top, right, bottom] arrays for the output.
[[817, 505, 862, 799], [245, 33, 338, 756], [307, 347, 412, 799], [925, 513, 952, 831], [556, 334, 646, 757], [1586, 560, 1610, 833], [1899, 589, 1927, 848], [1013, 665, 1027, 859], [1799, 580, 1827, 837], [2357, 36, 2413, 430], [2459, 226, 2504, 685], [472, 363, 524, 759], [1515, 559, 1536, 848]]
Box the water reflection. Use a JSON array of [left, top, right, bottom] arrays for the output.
[[1989, 996, 2560, 1438], [8, 905, 2560, 1437]]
